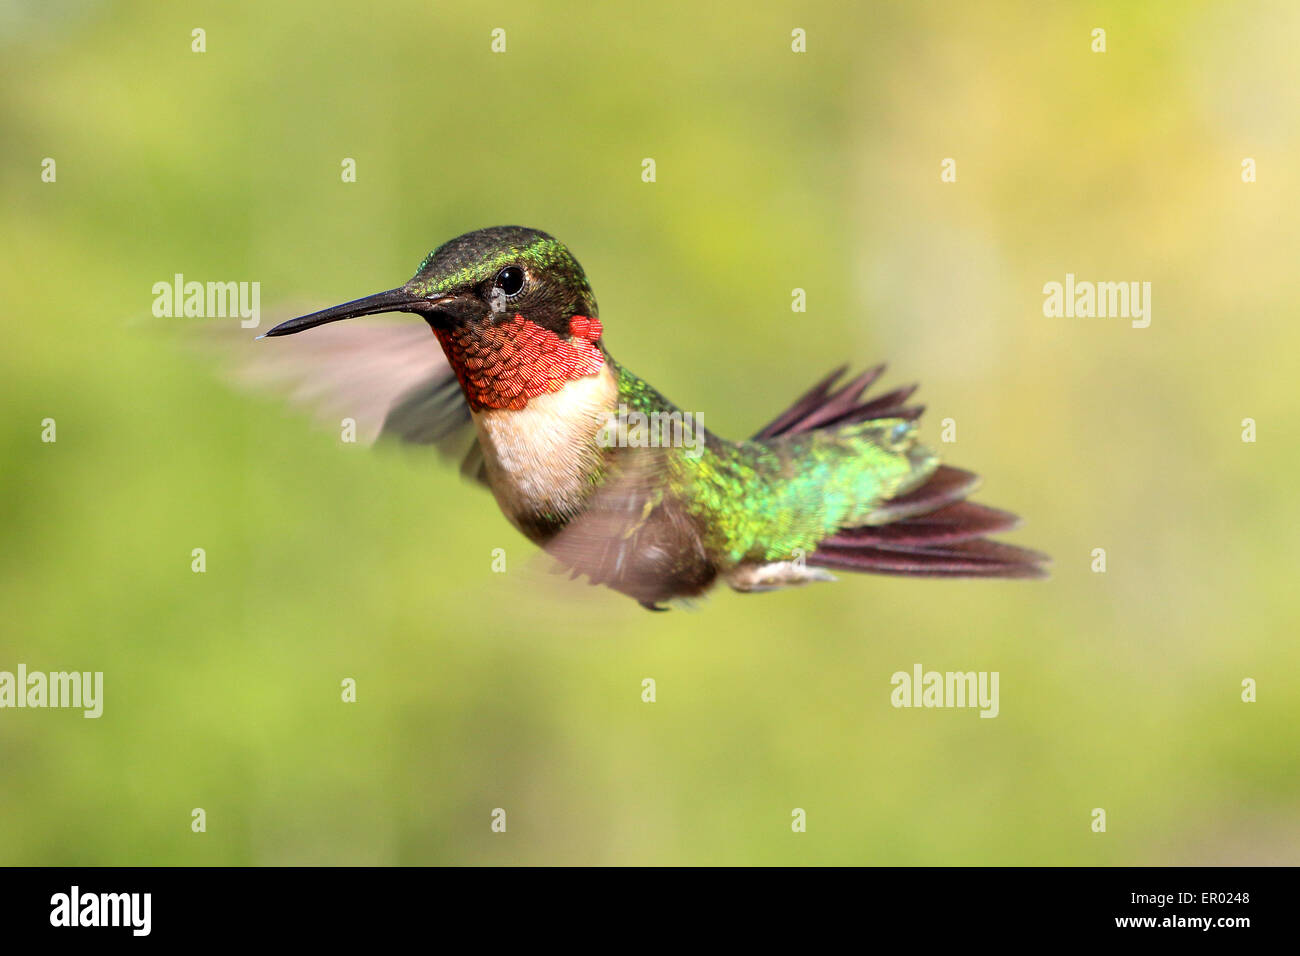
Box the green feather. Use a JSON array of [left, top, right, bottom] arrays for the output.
[[608, 359, 937, 569]]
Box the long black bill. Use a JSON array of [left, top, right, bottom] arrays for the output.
[[259, 288, 440, 338]]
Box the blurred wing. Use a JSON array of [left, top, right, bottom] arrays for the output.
[[542, 447, 713, 609], [206, 319, 477, 459], [377, 361, 474, 451]]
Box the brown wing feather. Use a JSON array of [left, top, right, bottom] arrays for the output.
[[540, 447, 715, 609], [203, 318, 476, 459]]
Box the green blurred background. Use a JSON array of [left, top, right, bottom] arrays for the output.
[[2, 0, 1297, 865]]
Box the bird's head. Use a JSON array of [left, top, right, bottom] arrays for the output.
[[263, 226, 605, 410]]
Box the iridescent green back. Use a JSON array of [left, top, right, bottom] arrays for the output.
[[609, 359, 938, 569]]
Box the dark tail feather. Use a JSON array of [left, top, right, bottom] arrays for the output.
[[751, 364, 851, 439], [752, 364, 924, 439], [761, 367, 1048, 581], [825, 499, 1021, 547], [811, 538, 1049, 579], [811, 469, 1049, 580]]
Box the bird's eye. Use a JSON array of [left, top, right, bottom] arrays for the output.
[[495, 266, 525, 297]]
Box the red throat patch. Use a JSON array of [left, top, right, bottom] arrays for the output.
[[432, 314, 604, 411]]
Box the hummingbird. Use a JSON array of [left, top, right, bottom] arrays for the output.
[[260, 226, 1047, 609]]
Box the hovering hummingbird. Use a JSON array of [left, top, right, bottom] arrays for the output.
[[260, 226, 1047, 609]]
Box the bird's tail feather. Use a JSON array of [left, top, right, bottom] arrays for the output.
[[811, 466, 1048, 579], [752, 363, 924, 438], [757, 367, 1049, 580]]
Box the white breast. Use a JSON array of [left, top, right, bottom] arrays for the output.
[[471, 365, 618, 535]]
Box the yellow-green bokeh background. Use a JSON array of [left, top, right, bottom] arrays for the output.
[[3, 0, 1297, 865]]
